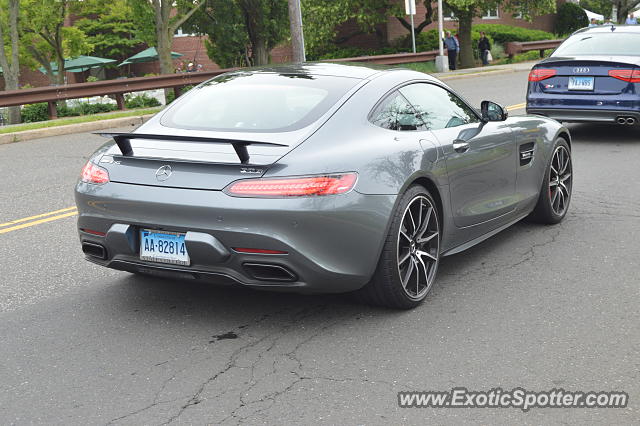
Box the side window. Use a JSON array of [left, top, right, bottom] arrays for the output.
[[370, 91, 423, 131], [398, 83, 479, 130]]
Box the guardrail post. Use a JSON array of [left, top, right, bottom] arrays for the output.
[[115, 93, 126, 110], [47, 101, 57, 120], [173, 86, 182, 99], [539, 49, 545, 58]]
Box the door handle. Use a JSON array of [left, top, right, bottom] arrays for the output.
[[453, 140, 470, 153]]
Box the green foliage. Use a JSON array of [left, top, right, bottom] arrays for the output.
[[472, 24, 555, 43], [301, 0, 389, 60], [86, 76, 99, 82], [186, 0, 288, 68], [125, 93, 161, 109], [21, 101, 118, 123], [555, 2, 589, 35], [74, 0, 145, 63], [21, 103, 49, 122]]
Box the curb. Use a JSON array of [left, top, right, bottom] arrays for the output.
[[0, 114, 155, 145], [437, 63, 534, 81]]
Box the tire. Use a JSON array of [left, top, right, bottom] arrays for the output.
[[528, 137, 573, 224], [354, 185, 441, 309]]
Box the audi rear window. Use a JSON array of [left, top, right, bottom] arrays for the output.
[[553, 33, 640, 57], [161, 72, 360, 133]]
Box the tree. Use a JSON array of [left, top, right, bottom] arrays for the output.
[[186, 0, 289, 68], [0, 0, 21, 124], [301, 0, 389, 58], [74, 0, 146, 68], [611, 0, 639, 23], [21, 0, 92, 85], [444, 0, 556, 68], [556, 2, 589, 35], [129, 0, 206, 75], [390, 0, 436, 43]]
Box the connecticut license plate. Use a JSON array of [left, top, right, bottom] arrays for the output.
[[568, 76, 594, 91], [140, 229, 190, 266]]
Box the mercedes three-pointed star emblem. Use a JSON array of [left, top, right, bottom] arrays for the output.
[[155, 165, 172, 181]]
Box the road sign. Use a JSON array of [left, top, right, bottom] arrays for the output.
[[405, 0, 416, 15]]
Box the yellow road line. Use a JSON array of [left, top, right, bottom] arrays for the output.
[[0, 211, 78, 234], [506, 102, 527, 111], [0, 206, 77, 228]]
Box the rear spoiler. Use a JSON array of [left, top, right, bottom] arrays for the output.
[[97, 132, 287, 164]]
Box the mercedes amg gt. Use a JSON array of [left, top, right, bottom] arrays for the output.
[[75, 63, 573, 309]]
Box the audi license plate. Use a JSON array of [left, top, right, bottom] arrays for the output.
[[140, 229, 190, 266], [568, 76, 594, 91]]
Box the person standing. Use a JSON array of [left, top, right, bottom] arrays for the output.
[[478, 32, 491, 66], [444, 31, 460, 71], [625, 14, 637, 25], [588, 18, 598, 27]]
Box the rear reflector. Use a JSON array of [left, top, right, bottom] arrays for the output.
[[608, 69, 640, 83], [80, 228, 107, 237], [528, 68, 557, 82], [225, 173, 357, 197], [233, 248, 288, 254], [81, 161, 109, 184]]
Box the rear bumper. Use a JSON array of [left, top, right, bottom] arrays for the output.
[[75, 181, 396, 294], [526, 107, 640, 124]]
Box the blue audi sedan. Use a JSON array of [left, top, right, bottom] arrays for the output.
[[526, 25, 640, 125]]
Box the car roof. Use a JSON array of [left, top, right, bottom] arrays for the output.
[[233, 62, 408, 80], [572, 24, 640, 35]]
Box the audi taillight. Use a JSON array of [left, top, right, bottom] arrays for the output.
[[81, 161, 109, 184], [225, 173, 357, 197], [528, 68, 557, 82], [608, 69, 640, 83]]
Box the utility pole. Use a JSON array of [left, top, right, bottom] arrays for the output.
[[435, 0, 449, 72], [288, 0, 306, 62]]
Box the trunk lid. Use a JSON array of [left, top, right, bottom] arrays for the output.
[[532, 56, 640, 95]]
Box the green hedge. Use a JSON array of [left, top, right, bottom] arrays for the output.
[[125, 93, 161, 109], [312, 24, 556, 61], [555, 3, 589, 35]]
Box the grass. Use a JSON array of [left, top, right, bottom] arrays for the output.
[[0, 107, 163, 135], [398, 61, 438, 74]]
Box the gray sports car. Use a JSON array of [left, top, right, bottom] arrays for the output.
[[75, 63, 572, 309]]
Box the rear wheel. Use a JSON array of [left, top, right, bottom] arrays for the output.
[[355, 186, 440, 309], [528, 138, 572, 224]]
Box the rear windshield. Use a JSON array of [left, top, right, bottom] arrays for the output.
[[553, 32, 640, 57], [161, 72, 360, 132]]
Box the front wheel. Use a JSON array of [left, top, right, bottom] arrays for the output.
[[528, 138, 573, 224], [354, 186, 440, 309]]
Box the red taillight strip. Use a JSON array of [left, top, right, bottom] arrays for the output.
[[80, 161, 109, 185], [226, 173, 358, 198], [528, 68, 557, 82], [80, 228, 107, 237], [233, 248, 288, 255], [608, 69, 640, 83]]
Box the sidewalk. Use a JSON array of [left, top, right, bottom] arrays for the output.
[[435, 60, 536, 81]]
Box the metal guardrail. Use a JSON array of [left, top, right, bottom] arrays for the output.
[[504, 39, 563, 60], [0, 42, 562, 121]]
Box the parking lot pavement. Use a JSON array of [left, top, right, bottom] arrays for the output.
[[0, 71, 639, 424]]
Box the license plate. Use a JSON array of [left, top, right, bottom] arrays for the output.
[[568, 76, 594, 91], [140, 229, 190, 266]]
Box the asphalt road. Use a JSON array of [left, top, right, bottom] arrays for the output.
[[1, 70, 639, 425]]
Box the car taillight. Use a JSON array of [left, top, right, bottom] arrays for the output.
[[528, 68, 557, 82], [225, 173, 357, 197], [81, 161, 109, 184], [608, 69, 640, 83]]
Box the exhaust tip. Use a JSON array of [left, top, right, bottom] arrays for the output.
[[243, 263, 297, 282], [617, 117, 627, 125], [626, 117, 636, 125], [82, 241, 107, 260]]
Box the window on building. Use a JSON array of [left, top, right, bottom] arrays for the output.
[[482, 8, 499, 19]]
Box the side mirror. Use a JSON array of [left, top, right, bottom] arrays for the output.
[[481, 100, 508, 122]]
